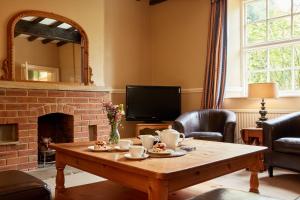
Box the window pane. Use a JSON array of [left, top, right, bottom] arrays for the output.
[[268, 0, 291, 18], [268, 16, 291, 41], [247, 49, 267, 71], [28, 70, 39, 81], [294, 0, 300, 13], [247, 22, 267, 44], [270, 70, 292, 90], [39, 71, 48, 81], [293, 14, 300, 37], [246, 0, 266, 23], [249, 72, 267, 83], [295, 70, 300, 89], [295, 46, 300, 67], [269, 46, 292, 69]]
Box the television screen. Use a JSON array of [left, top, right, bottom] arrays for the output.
[[126, 85, 181, 122]]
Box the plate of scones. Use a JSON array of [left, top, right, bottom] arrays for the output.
[[148, 143, 174, 155], [88, 140, 113, 152]]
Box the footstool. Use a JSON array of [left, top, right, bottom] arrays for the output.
[[0, 170, 51, 200], [190, 188, 281, 200]]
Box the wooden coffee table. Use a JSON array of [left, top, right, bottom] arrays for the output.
[[50, 139, 267, 200]]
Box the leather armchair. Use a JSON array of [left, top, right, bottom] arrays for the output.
[[173, 109, 236, 143], [0, 170, 51, 200], [263, 112, 300, 177]]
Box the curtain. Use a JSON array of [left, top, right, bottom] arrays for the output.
[[201, 0, 227, 109]]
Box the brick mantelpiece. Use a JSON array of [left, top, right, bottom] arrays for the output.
[[0, 88, 110, 171]]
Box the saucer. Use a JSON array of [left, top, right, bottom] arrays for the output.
[[88, 145, 113, 152], [148, 149, 174, 155], [114, 146, 130, 151], [124, 153, 149, 160]]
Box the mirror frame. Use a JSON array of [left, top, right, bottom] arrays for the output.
[[3, 10, 92, 85]]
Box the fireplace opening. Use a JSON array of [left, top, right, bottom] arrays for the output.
[[0, 124, 18, 145], [38, 113, 74, 167]]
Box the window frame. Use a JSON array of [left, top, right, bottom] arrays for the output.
[[21, 62, 59, 82], [242, 0, 300, 97]]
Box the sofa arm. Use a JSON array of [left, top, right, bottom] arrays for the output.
[[172, 111, 199, 136], [263, 112, 300, 148], [222, 111, 236, 143]]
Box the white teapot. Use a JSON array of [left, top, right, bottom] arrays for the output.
[[155, 126, 185, 149]]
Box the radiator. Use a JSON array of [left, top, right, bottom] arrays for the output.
[[233, 110, 292, 143]]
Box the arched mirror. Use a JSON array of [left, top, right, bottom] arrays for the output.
[[3, 10, 92, 85]]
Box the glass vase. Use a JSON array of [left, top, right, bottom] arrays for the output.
[[109, 123, 120, 145]]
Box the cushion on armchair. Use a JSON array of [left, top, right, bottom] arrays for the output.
[[188, 132, 223, 141], [273, 137, 300, 155]]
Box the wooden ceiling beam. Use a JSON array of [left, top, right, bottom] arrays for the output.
[[27, 17, 46, 41], [15, 20, 81, 44], [56, 41, 68, 47], [31, 17, 45, 24], [40, 21, 64, 44], [49, 21, 63, 28], [149, 0, 167, 5]]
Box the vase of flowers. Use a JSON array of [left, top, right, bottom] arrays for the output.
[[103, 102, 125, 145]]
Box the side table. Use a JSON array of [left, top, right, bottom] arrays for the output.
[[135, 123, 171, 137], [240, 127, 265, 171]]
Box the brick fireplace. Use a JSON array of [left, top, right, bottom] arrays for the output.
[[0, 88, 110, 171]]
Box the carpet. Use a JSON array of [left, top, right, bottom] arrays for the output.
[[30, 167, 300, 200]]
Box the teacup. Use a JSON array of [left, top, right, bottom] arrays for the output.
[[140, 135, 156, 150], [118, 139, 133, 149], [129, 145, 146, 158]]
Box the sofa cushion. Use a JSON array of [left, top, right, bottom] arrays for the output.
[[0, 170, 51, 200], [187, 132, 223, 142], [273, 137, 300, 155], [190, 188, 280, 200]]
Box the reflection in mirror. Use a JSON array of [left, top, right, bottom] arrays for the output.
[[14, 16, 82, 83]]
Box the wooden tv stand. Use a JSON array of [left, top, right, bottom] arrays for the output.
[[135, 123, 172, 136]]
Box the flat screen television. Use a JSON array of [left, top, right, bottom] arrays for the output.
[[126, 85, 181, 122]]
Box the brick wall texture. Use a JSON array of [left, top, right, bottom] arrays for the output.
[[0, 88, 110, 171]]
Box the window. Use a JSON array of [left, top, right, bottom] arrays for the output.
[[21, 62, 59, 82], [244, 0, 300, 95]]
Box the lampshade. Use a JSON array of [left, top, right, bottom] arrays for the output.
[[248, 83, 278, 99]]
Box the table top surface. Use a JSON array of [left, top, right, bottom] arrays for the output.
[[50, 139, 267, 179]]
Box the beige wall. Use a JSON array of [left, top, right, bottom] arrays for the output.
[[104, 0, 152, 88], [59, 43, 81, 83], [104, 0, 153, 137], [149, 0, 210, 112], [14, 37, 60, 80]]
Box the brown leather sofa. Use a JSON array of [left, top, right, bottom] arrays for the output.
[[263, 112, 300, 177], [173, 109, 236, 143], [0, 170, 51, 200]]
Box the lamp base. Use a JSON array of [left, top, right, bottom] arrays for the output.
[[256, 98, 268, 128], [256, 120, 264, 128]]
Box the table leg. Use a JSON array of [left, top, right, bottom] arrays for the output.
[[55, 160, 66, 197], [249, 155, 260, 193], [148, 178, 168, 200]]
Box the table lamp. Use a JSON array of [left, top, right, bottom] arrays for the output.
[[248, 83, 278, 128]]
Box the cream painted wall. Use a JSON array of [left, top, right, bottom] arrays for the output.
[[59, 43, 81, 83], [104, 0, 152, 88], [149, 0, 210, 112], [104, 0, 153, 137], [14, 37, 60, 80]]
